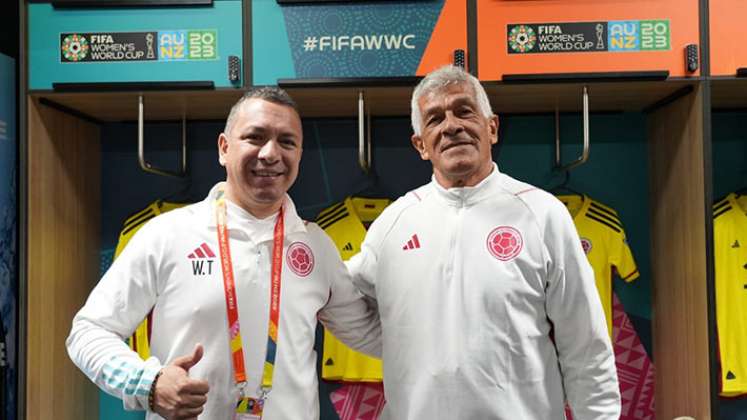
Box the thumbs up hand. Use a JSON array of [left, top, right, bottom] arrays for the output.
[[152, 344, 211, 420]]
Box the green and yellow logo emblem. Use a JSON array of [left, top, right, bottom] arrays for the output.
[[509, 25, 536, 53], [61, 34, 89, 61]]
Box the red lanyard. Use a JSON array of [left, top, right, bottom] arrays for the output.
[[215, 191, 284, 394]]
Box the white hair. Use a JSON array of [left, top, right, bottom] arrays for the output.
[[410, 65, 494, 136]]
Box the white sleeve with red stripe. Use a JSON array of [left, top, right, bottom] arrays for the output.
[[312, 223, 382, 358], [346, 188, 424, 299], [66, 217, 165, 411], [523, 192, 621, 419]]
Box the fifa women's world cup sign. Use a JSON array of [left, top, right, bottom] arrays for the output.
[[507, 21, 669, 54], [477, 0, 699, 79], [60, 31, 218, 63]]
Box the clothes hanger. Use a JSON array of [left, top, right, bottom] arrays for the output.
[[734, 185, 747, 197], [548, 91, 589, 200], [350, 103, 389, 200], [351, 169, 389, 200], [160, 176, 196, 205], [548, 170, 584, 198]]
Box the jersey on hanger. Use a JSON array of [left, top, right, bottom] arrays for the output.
[[611, 293, 655, 419], [115, 200, 189, 360], [330, 382, 385, 420], [558, 195, 654, 418], [556, 195, 639, 336], [713, 193, 747, 397], [317, 197, 390, 382]]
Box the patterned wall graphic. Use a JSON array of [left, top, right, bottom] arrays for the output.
[[0, 52, 17, 420], [280, 1, 444, 78]]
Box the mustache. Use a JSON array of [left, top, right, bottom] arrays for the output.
[[440, 136, 477, 152]]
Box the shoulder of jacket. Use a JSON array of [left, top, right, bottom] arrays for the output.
[[381, 184, 431, 221], [293, 221, 338, 252], [357, 184, 432, 249], [497, 174, 564, 220], [135, 203, 202, 239], [303, 221, 326, 238]]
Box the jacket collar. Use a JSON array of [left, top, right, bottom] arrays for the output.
[[431, 162, 501, 207], [202, 182, 307, 242]]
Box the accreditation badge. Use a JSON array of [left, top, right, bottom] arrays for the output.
[[234, 396, 263, 420]]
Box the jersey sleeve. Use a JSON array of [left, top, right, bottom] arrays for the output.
[[66, 219, 167, 412], [611, 227, 639, 282], [540, 198, 621, 419], [314, 225, 382, 358]]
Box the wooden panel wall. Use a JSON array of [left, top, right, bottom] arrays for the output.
[[27, 97, 100, 420], [648, 84, 710, 419]]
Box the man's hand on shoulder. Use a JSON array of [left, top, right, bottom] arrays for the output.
[[153, 344, 210, 420]]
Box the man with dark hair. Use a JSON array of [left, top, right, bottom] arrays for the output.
[[67, 87, 381, 420], [347, 65, 620, 419]]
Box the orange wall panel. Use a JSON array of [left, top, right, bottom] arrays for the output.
[[418, 0, 468, 75], [478, 0, 700, 80], [710, 0, 747, 76]]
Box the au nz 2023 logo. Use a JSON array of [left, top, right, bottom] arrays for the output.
[[608, 20, 670, 52], [159, 30, 217, 61]]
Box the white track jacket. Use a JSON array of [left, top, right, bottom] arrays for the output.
[[347, 164, 620, 419], [67, 183, 381, 419]]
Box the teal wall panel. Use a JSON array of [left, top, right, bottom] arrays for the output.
[[713, 112, 747, 199], [101, 392, 143, 420], [29, 1, 243, 89], [252, 0, 296, 85]]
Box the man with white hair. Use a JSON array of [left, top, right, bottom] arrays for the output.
[[347, 65, 620, 419]]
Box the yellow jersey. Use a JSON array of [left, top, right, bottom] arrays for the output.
[[115, 200, 188, 360], [317, 196, 390, 382], [713, 193, 747, 396], [557, 195, 639, 337]]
